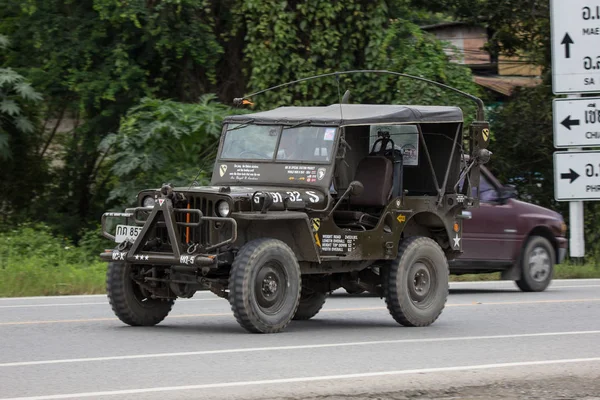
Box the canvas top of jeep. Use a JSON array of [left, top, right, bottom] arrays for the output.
[[210, 103, 464, 191]]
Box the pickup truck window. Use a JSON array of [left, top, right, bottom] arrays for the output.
[[474, 175, 497, 202]]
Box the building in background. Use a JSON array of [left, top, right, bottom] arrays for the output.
[[421, 22, 541, 99]]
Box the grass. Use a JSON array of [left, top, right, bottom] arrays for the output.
[[0, 260, 598, 298], [0, 258, 106, 297], [1, 224, 599, 297], [0, 223, 108, 297]]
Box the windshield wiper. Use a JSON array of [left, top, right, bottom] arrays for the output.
[[282, 120, 312, 129], [226, 119, 255, 132]]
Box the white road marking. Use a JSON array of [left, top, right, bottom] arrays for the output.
[[452, 279, 600, 284], [548, 284, 600, 289], [0, 298, 220, 309], [1, 330, 599, 368], [0, 295, 107, 301], [0, 292, 214, 302], [3, 357, 600, 400]]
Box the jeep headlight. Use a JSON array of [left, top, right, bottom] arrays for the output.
[[142, 196, 155, 208], [216, 200, 230, 217]]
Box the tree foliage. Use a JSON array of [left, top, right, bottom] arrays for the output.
[[0, 0, 481, 240], [0, 0, 225, 236], [101, 95, 238, 206], [0, 35, 43, 160], [238, 0, 480, 121]]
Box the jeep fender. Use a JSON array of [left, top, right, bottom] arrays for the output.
[[402, 212, 453, 253], [231, 212, 320, 263]]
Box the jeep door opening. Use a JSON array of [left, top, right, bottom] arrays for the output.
[[99, 70, 491, 333]]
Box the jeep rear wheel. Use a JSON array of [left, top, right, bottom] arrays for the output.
[[106, 262, 174, 326], [382, 236, 449, 327], [293, 290, 327, 320], [228, 238, 301, 333], [515, 236, 555, 292]]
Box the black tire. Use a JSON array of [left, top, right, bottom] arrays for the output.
[[106, 262, 174, 326], [228, 238, 301, 333], [515, 235, 555, 292], [382, 236, 449, 327], [293, 290, 327, 320]]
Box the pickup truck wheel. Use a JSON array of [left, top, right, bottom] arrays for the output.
[[515, 236, 555, 292], [106, 262, 174, 326], [383, 236, 449, 327], [293, 290, 327, 320], [229, 238, 301, 333]]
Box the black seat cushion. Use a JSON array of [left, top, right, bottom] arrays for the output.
[[349, 156, 393, 207]]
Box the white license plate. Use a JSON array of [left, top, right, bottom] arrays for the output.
[[115, 225, 142, 243]]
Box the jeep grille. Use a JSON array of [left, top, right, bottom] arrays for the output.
[[154, 194, 215, 249]]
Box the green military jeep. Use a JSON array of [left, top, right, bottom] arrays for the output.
[[100, 71, 491, 333]]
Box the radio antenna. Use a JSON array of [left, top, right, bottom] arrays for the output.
[[233, 69, 486, 121], [335, 73, 344, 124]]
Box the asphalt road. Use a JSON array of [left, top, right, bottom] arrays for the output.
[[1, 279, 599, 400]]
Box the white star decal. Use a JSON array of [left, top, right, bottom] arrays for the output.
[[453, 235, 461, 248], [134, 255, 140, 260], [144, 255, 149, 261]]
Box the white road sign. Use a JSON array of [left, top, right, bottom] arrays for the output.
[[551, 0, 600, 94], [554, 151, 600, 200], [553, 97, 600, 147]]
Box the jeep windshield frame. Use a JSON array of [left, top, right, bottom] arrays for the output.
[[219, 123, 338, 164]]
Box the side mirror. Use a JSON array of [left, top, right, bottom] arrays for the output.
[[349, 180, 364, 197], [498, 184, 517, 203]]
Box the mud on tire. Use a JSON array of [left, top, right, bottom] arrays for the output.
[[382, 236, 449, 327], [228, 238, 301, 333], [106, 262, 174, 326]]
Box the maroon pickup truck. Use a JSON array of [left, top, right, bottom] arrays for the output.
[[449, 166, 568, 292]]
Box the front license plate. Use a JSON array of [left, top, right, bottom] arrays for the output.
[[115, 225, 142, 243]]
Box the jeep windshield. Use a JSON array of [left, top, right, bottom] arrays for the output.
[[219, 123, 337, 163]]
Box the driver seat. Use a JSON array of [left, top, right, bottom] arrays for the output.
[[334, 156, 393, 229]]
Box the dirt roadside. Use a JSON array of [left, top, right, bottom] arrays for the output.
[[286, 376, 600, 399]]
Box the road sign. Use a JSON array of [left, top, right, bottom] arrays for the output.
[[554, 150, 600, 200], [550, 0, 600, 94], [553, 97, 600, 147]]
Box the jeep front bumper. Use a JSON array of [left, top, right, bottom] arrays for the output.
[[99, 196, 237, 267]]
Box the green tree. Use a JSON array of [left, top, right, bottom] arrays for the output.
[[0, 0, 483, 240], [0, 35, 43, 159], [0, 0, 224, 237], [237, 0, 481, 121], [0, 34, 47, 222], [101, 95, 237, 206]]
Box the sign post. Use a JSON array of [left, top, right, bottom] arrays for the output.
[[551, 0, 600, 94], [554, 151, 600, 200], [550, 0, 600, 259], [553, 97, 600, 148]]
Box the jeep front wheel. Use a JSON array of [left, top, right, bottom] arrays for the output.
[[106, 262, 174, 326], [382, 236, 449, 327], [228, 238, 301, 333]]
